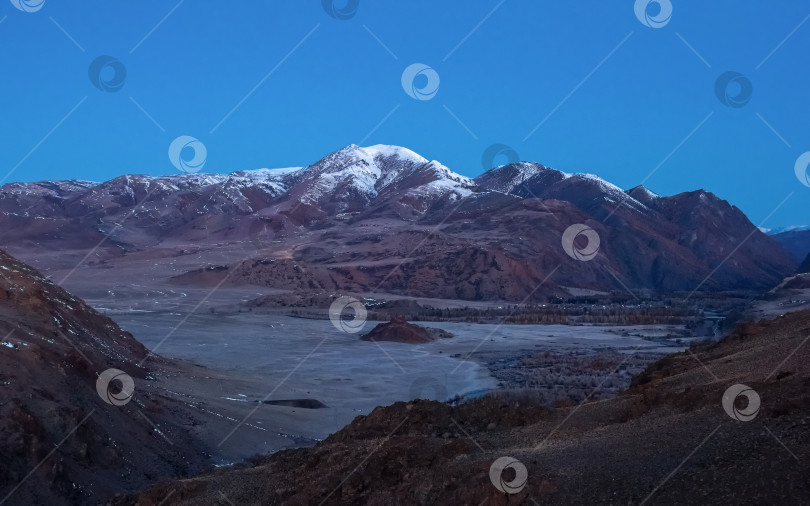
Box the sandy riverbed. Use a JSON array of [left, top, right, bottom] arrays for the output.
[[110, 311, 685, 462]]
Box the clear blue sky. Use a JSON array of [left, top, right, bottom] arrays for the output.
[[1, 0, 808, 229]]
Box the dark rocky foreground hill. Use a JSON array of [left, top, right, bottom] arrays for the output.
[[0, 250, 211, 505], [113, 309, 810, 505]]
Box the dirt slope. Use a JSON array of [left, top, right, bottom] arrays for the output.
[[0, 250, 211, 505]]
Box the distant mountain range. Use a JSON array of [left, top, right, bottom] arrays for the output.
[[763, 225, 810, 235], [769, 228, 810, 264], [0, 145, 799, 300]]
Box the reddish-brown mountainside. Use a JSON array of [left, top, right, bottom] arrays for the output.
[[0, 250, 210, 505], [0, 146, 796, 302]]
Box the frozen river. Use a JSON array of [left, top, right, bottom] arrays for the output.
[[116, 312, 497, 421], [108, 310, 684, 460]]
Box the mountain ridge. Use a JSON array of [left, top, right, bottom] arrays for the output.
[[771, 229, 810, 263], [0, 144, 797, 299]]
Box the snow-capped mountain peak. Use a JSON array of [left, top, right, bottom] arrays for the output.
[[358, 144, 429, 164], [298, 145, 471, 204]]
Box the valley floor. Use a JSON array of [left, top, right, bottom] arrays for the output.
[[16, 251, 692, 464], [109, 310, 684, 463], [114, 308, 810, 505], [6, 246, 806, 504]]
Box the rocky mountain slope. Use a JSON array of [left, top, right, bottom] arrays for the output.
[[0, 250, 211, 505], [113, 308, 810, 505], [771, 229, 810, 263], [798, 254, 810, 274], [0, 145, 796, 301]]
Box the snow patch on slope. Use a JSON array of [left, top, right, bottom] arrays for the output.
[[629, 185, 660, 200], [765, 225, 810, 235], [408, 160, 475, 197], [572, 173, 646, 209], [236, 167, 303, 178], [477, 162, 567, 194]]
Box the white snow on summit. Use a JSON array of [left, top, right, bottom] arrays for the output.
[[0, 145, 669, 218], [300, 144, 470, 202], [361, 144, 429, 164]]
